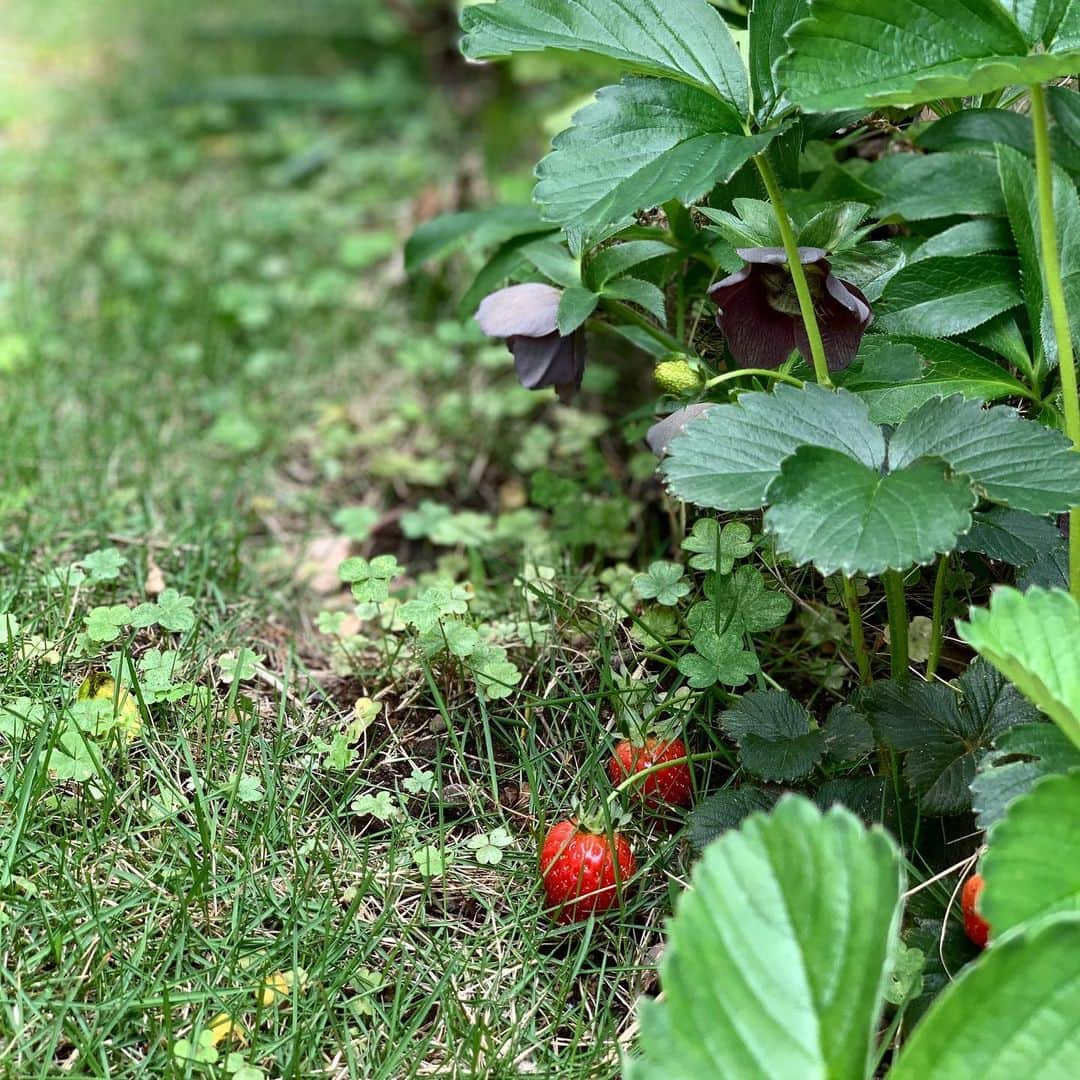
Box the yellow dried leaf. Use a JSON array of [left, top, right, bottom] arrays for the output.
[[207, 1012, 247, 1047], [256, 968, 307, 1007], [76, 674, 142, 741]]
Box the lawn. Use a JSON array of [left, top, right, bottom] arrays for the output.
[[0, 2, 671, 1076], [5, 2, 1080, 1078]]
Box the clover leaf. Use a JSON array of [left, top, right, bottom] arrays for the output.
[[172, 1030, 219, 1065], [412, 844, 453, 878], [158, 589, 196, 631], [678, 627, 759, 689], [81, 547, 125, 583], [633, 561, 691, 607], [466, 827, 513, 865], [85, 605, 131, 643], [339, 555, 402, 603], [681, 519, 753, 574]]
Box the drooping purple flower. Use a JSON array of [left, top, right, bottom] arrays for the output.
[[709, 247, 872, 372], [475, 283, 586, 404]]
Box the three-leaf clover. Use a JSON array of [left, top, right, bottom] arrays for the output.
[[232, 773, 265, 804], [682, 520, 754, 573], [339, 555, 401, 603], [690, 567, 792, 637], [412, 843, 453, 878], [466, 827, 513, 865], [333, 505, 380, 541], [172, 1030, 219, 1065], [398, 582, 473, 632], [633, 561, 691, 606], [469, 645, 521, 699], [85, 605, 131, 643], [403, 767, 435, 794], [154, 588, 197, 632], [81, 547, 126, 583], [351, 791, 404, 822], [218, 648, 263, 684], [678, 627, 759, 688]]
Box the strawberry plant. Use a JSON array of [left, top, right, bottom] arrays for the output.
[[406, 0, 1080, 1070]]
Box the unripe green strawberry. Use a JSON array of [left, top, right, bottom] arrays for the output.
[[654, 359, 702, 395]]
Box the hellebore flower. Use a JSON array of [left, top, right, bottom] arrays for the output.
[[475, 283, 586, 403], [709, 247, 872, 372]]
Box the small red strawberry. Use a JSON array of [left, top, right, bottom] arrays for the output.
[[961, 873, 990, 948], [540, 819, 635, 923], [608, 736, 693, 808]]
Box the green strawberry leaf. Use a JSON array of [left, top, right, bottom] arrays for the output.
[[764, 448, 976, 578], [890, 395, 1080, 517], [687, 785, 777, 851], [889, 915, 1080, 1080], [720, 690, 826, 781], [780, 0, 1078, 113], [864, 660, 1041, 814], [981, 771, 1080, 936], [957, 507, 1062, 568], [971, 722, 1080, 831], [460, 0, 750, 106], [663, 383, 885, 512], [958, 586, 1080, 750], [535, 78, 772, 229], [629, 797, 903, 1080]]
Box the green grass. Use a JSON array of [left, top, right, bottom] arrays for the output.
[[0, 4, 697, 1076]]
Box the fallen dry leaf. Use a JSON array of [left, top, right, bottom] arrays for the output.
[[297, 534, 353, 596]]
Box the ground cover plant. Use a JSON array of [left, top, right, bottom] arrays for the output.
[[2, 0, 1080, 1076]]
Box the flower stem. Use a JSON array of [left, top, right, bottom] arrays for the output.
[[604, 299, 688, 356], [1030, 82, 1080, 600], [704, 367, 804, 390], [926, 554, 949, 680], [754, 153, 834, 389], [882, 570, 909, 682], [607, 750, 729, 805], [841, 576, 872, 685]]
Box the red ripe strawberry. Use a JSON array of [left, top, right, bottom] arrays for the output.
[[608, 737, 692, 808], [539, 819, 635, 923], [962, 873, 990, 947]]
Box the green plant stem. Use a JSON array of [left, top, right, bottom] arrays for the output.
[[841, 577, 872, 685], [604, 299, 687, 355], [882, 570, 909, 682], [1030, 82, 1080, 600], [607, 750, 729, 804], [704, 367, 804, 390], [754, 153, 833, 389], [926, 554, 949, 680]]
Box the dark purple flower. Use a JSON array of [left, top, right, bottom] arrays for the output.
[[646, 402, 715, 456], [475, 283, 586, 404], [708, 247, 872, 372]]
